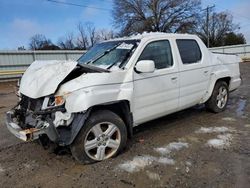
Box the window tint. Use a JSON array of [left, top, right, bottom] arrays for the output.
[[138, 40, 173, 69], [176, 39, 202, 64]]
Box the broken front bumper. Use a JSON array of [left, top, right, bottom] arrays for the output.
[[6, 111, 59, 142]]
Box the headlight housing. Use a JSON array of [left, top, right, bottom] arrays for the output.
[[55, 96, 65, 106], [41, 95, 65, 110]]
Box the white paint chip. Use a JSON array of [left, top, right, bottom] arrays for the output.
[[155, 142, 189, 155], [206, 133, 232, 149], [146, 171, 161, 181], [222, 117, 236, 121], [195, 126, 231, 134], [157, 157, 175, 165], [23, 160, 38, 169], [244, 124, 250, 128], [185, 161, 192, 173], [186, 161, 192, 166], [0, 165, 5, 173], [23, 163, 31, 169]]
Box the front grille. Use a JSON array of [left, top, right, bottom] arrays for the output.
[[20, 95, 43, 112], [15, 95, 44, 129]]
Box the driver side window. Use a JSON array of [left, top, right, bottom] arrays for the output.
[[138, 40, 173, 69]]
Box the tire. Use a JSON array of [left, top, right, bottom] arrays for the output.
[[70, 110, 127, 164], [205, 81, 229, 113]]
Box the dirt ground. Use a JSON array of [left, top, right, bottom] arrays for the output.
[[0, 63, 249, 188]]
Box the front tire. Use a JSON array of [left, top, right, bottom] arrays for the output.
[[70, 110, 127, 164], [205, 81, 229, 113]]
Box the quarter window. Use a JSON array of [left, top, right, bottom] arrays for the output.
[[138, 40, 173, 69], [176, 39, 202, 64]]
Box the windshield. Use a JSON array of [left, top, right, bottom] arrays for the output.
[[78, 40, 139, 69]]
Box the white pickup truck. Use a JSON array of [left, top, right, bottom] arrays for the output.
[[6, 33, 241, 163]]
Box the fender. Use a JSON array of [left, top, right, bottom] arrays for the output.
[[201, 68, 231, 103], [63, 82, 133, 113]]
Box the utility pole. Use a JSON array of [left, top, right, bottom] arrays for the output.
[[204, 5, 215, 47], [206, 6, 209, 47]]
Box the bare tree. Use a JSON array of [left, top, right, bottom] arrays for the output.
[[29, 34, 60, 50], [58, 33, 75, 50], [112, 0, 201, 35], [18, 46, 26, 50], [29, 34, 51, 50], [196, 11, 240, 47], [86, 22, 97, 47], [76, 22, 89, 50], [96, 29, 115, 42]]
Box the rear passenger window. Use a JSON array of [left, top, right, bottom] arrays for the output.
[[138, 40, 173, 69], [176, 39, 202, 64]]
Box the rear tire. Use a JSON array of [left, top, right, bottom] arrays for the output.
[[70, 110, 127, 164], [205, 81, 229, 113]]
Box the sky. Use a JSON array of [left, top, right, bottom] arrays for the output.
[[0, 0, 250, 50]]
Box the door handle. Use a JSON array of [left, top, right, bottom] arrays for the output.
[[204, 70, 209, 76], [171, 77, 178, 80]]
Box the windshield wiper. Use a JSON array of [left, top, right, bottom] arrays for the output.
[[86, 42, 122, 65], [107, 43, 137, 70]]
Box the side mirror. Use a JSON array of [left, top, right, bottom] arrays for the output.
[[135, 60, 155, 73]]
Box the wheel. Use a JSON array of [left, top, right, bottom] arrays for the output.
[[205, 81, 229, 113], [70, 110, 127, 164]]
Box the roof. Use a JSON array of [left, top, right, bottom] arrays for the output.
[[110, 32, 196, 41]]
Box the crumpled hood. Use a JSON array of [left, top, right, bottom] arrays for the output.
[[56, 69, 128, 95], [20, 60, 78, 99]]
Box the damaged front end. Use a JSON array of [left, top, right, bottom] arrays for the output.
[[6, 95, 88, 146], [5, 60, 100, 146]]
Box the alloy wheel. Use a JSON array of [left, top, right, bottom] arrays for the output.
[[84, 122, 121, 161]]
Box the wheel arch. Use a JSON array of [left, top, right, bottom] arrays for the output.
[[89, 100, 133, 138], [216, 77, 231, 86], [204, 76, 231, 103]]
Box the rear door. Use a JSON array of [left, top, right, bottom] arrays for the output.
[[176, 39, 211, 109], [133, 39, 179, 125]]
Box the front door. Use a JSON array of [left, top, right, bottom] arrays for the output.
[[133, 39, 179, 125]]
